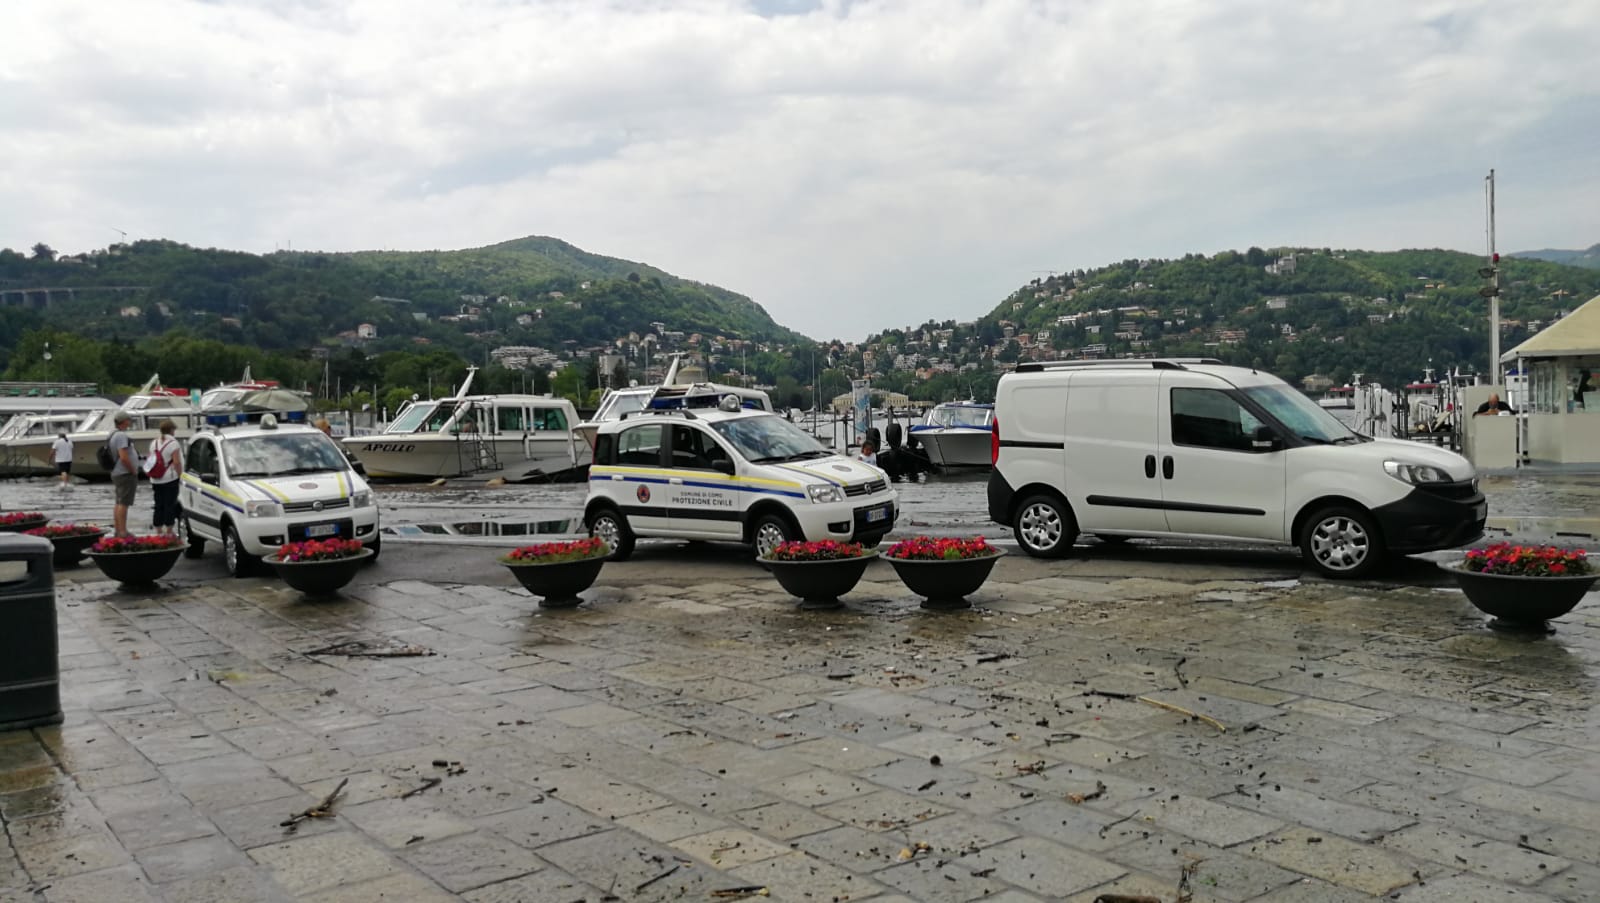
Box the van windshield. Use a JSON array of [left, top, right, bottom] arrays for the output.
[[1242, 385, 1363, 444]]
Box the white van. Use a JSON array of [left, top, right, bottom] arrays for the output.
[[987, 359, 1485, 578]]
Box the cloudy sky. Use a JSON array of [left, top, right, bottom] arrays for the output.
[[3, 0, 1597, 339]]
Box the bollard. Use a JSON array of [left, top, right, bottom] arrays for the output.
[[0, 534, 62, 731]]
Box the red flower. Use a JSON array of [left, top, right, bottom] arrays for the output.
[[92, 534, 186, 553], [1459, 542, 1592, 577], [501, 537, 610, 565], [762, 540, 867, 562], [0, 512, 46, 525], [25, 523, 104, 539], [274, 538, 367, 562], [883, 535, 997, 561]]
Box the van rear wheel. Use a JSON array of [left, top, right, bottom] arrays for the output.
[[1013, 494, 1077, 558], [1300, 505, 1384, 579]]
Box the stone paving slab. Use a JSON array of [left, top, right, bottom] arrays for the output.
[[1, 553, 1598, 901]]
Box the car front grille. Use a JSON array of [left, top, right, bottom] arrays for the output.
[[844, 479, 889, 497], [1416, 480, 1479, 501], [283, 498, 352, 514]]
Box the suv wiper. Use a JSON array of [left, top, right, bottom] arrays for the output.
[[229, 470, 271, 478], [276, 466, 338, 475], [1298, 435, 1333, 445], [747, 455, 789, 464], [788, 450, 831, 460]]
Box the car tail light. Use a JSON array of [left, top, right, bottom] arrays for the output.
[[990, 417, 1000, 465]]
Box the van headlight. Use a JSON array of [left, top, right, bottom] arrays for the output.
[[245, 499, 283, 518], [351, 490, 374, 509], [1383, 460, 1451, 485], [807, 484, 844, 504]]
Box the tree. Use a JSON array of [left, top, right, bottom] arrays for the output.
[[30, 243, 56, 262]]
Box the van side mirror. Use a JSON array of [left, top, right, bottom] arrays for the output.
[[1250, 426, 1283, 452], [711, 459, 735, 475]]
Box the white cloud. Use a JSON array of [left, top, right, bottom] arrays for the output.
[[3, 0, 1596, 338]]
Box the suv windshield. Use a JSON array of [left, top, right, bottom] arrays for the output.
[[712, 415, 829, 462], [224, 433, 350, 477], [1242, 385, 1363, 445]]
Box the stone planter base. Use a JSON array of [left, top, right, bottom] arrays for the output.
[[886, 550, 1006, 609], [504, 556, 606, 608], [85, 547, 186, 587], [270, 549, 374, 597], [761, 553, 878, 609], [1448, 566, 1597, 628], [45, 530, 106, 568]]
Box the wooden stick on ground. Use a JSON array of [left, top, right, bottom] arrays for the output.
[[280, 777, 350, 832]]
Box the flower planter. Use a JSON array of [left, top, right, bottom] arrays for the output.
[[40, 529, 107, 568], [0, 515, 49, 534], [886, 550, 1006, 610], [85, 547, 186, 587], [504, 556, 607, 608], [1448, 567, 1597, 628], [271, 549, 374, 597], [762, 552, 878, 609]]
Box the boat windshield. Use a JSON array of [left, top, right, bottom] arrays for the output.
[[932, 406, 993, 429], [224, 433, 350, 477], [386, 401, 463, 434], [1242, 385, 1362, 445], [713, 415, 830, 463], [596, 391, 651, 421]]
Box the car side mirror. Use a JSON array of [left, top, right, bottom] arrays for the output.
[[711, 459, 734, 475], [200, 472, 219, 485], [1250, 426, 1283, 452]]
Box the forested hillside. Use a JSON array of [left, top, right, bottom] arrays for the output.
[[1512, 243, 1600, 270], [979, 247, 1600, 388]]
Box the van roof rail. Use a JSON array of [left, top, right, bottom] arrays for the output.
[[1013, 358, 1224, 373], [620, 408, 699, 421]]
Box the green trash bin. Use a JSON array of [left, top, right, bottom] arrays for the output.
[[0, 534, 61, 731]]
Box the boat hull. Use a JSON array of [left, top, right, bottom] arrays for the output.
[[342, 436, 589, 480], [913, 428, 992, 468]]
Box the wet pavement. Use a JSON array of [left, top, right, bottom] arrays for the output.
[[2, 510, 1598, 901]]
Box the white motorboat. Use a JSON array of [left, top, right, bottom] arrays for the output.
[[341, 368, 588, 480], [908, 401, 995, 468], [0, 408, 114, 476], [1317, 386, 1355, 410], [573, 356, 772, 450], [12, 375, 207, 479]]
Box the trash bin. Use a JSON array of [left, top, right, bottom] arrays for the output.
[[0, 534, 61, 732]]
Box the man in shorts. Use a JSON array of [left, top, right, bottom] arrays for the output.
[[108, 414, 137, 537]]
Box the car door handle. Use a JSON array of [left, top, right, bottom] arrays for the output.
[[1162, 456, 1174, 479], [1144, 455, 1156, 479], [669, 478, 683, 485], [610, 474, 623, 481]]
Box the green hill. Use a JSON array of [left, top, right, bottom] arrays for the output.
[[0, 236, 806, 358], [1511, 243, 1600, 270], [977, 247, 1600, 389]]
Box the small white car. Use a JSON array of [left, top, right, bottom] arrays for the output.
[[584, 402, 898, 559], [180, 415, 381, 576]]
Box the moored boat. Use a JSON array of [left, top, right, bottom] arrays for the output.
[[573, 356, 772, 450], [909, 401, 995, 468]]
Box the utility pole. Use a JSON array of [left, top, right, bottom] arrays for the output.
[[1481, 170, 1502, 385]]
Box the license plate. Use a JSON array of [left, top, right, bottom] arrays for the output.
[[306, 524, 338, 537], [865, 506, 889, 523]]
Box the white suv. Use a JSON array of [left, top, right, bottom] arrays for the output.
[[585, 404, 898, 559], [180, 416, 381, 576], [988, 359, 1485, 578]]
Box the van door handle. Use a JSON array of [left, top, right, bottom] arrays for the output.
[[1144, 455, 1156, 478], [669, 478, 683, 485], [1162, 456, 1174, 479]]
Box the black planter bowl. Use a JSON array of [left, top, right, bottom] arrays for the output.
[[1448, 566, 1597, 629], [270, 549, 375, 597], [886, 550, 1006, 610], [504, 556, 607, 608], [43, 530, 107, 568], [760, 552, 878, 610], [85, 546, 186, 587], [0, 516, 49, 534]]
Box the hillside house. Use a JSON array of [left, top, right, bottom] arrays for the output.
[[357, 323, 377, 339]]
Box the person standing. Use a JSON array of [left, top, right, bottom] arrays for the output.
[[857, 439, 879, 467], [52, 430, 74, 490], [1472, 393, 1515, 416], [147, 419, 184, 536], [108, 413, 136, 537]]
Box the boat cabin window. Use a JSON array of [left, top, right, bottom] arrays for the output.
[[388, 402, 460, 434], [597, 391, 650, 421], [531, 407, 568, 431], [933, 407, 992, 429], [496, 407, 524, 432]]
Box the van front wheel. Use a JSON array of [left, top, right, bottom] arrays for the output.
[[1301, 505, 1384, 579], [1013, 494, 1077, 558]]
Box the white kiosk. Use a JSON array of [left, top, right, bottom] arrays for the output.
[[1497, 293, 1600, 468]]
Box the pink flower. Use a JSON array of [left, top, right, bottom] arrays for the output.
[[274, 538, 366, 562], [884, 536, 997, 561], [1460, 542, 1592, 577], [501, 537, 610, 565]]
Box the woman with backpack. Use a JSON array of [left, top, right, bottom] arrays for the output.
[[146, 419, 184, 536]]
